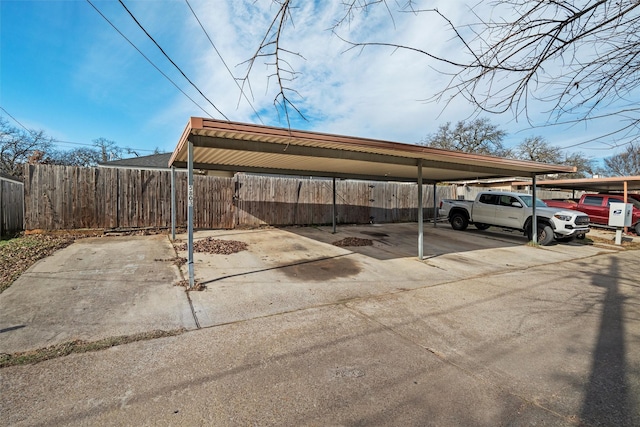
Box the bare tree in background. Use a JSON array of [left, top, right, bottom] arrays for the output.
[[50, 147, 103, 167], [255, 1, 639, 150], [430, 0, 640, 148], [603, 142, 640, 176], [420, 118, 510, 157], [239, 0, 301, 127], [0, 117, 53, 177], [514, 137, 562, 164], [559, 152, 596, 179]]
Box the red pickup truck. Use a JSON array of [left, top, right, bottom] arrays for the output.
[[544, 193, 640, 235]]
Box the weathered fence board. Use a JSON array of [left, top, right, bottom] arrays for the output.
[[23, 165, 236, 230], [234, 175, 455, 227], [0, 175, 24, 236], [26, 165, 575, 231]]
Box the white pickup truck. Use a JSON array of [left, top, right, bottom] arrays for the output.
[[439, 191, 590, 245]]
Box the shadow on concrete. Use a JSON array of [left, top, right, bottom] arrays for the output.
[[200, 254, 356, 285], [0, 325, 26, 334], [285, 222, 527, 261], [580, 256, 631, 425]]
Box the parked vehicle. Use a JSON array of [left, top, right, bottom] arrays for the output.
[[544, 193, 640, 235], [439, 191, 590, 245]]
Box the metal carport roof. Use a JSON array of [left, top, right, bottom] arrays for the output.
[[169, 118, 575, 182], [168, 117, 577, 288]]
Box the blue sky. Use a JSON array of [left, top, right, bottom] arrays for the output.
[[0, 0, 633, 162]]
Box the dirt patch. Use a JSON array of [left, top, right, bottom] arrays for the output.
[[280, 257, 361, 281], [155, 256, 187, 267], [0, 234, 76, 293], [175, 237, 248, 255], [0, 328, 185, 368], [578, 235, 640, 250], [175, 279, 206, 291], [333, 237, 374, 247], [25, 227, 175, 237]]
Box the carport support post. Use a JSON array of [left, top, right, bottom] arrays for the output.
[[171, 166, 176, 241], [187, 141, 195, 289], [433, 182, 437, 228], [531, 175, 538, 244], [418, 162, 424, 260], [332, 177, 337, 233]]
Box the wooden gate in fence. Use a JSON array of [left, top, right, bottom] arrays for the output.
[[1, 174, 24, 236]]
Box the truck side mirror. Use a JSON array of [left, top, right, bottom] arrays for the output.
[[511, 202, 523, 208]]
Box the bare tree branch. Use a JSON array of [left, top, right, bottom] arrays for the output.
[[249, 0, 640, 149]]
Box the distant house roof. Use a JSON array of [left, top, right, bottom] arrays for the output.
[[0, 171, 22, 183], [98, 153, 172, 170]]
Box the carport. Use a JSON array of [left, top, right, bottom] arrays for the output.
[[168, 118, 574, 287], [517, 176, 640, 196]]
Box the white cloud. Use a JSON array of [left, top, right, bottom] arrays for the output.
[[80, 0, 634, 160]]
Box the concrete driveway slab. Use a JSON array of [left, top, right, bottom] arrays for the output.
[[1, 304, 573, 427], [178, 224, 617, 328], [347, 250, 640, 426], [1, 223, 637, 426], [0, 235, 194, 353]]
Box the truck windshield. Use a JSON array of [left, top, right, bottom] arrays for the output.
[[519, 195, 548, 208]]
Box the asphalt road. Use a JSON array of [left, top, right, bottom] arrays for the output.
[[1, 224, 638, 426]]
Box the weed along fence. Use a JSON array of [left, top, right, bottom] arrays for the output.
[[0, 174, 24, 237], [23, 164, 456, 231]]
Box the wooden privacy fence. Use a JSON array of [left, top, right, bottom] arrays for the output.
[[23, 165, 234, 230], [236, 175, 454, 226], [23, 164, 456, 231], [1, 175, 24, 237]]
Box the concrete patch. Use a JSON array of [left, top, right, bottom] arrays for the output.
[[0, 235, 194, 353]]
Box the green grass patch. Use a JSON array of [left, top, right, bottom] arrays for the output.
[[0, 328, 186, 368]]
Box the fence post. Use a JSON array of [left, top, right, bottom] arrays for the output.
[[418, 162, 423, 260], [171, 167, 176, 241], [0, 178, 4, 237]]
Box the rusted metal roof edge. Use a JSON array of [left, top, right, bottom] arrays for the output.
[[169, 117, 575, 176]]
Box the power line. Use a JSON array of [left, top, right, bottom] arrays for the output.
[[117, 0, 230, 121], [184, 0, 264, 124], [0, 106, 157, 153], [0, 106, 33, 135], [85, 0, 216, 119]]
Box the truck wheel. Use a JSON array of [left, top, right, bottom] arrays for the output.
[[538, 225, 554, 246], [474, 223, 490, 230], [635, 223, 640, 236], [450, 213, 469, 231]]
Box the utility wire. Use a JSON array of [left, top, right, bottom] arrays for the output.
[[117, 0, 230, 121], [0, 106, 158, 153], [0, 106, 34, 136], [184, 0, 264, 124], [85, 0, 216, 119]]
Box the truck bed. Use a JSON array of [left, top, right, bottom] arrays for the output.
[[543, 199, 579, 209]]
